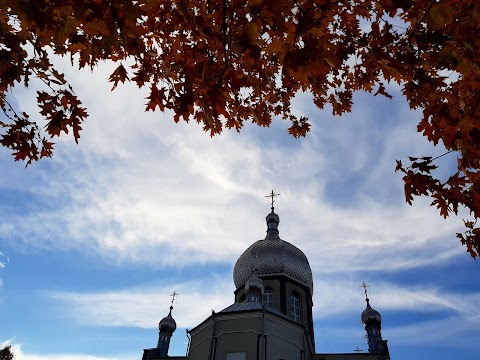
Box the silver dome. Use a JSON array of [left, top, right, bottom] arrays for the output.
[[233, 209, 313, 294], [361, 299, 382, 324]]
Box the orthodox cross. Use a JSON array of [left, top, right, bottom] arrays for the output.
[[265, 190, 280, 209], [359, 281, 370, 300], [354, 347, 363, 353], [170, 291, 179, 307]]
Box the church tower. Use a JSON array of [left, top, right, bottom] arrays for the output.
[[232, 195, 315, 349], [157, 305, 177, 356], [142, 297, 177, 360], [360, 283, 390, 359], [187, 195, 316, 360]]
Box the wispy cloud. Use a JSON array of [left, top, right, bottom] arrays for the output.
[[0, 111, 463, 272], [48, 270, 480, 344], [323, 314, 480, 349], [315, 280, 480, 348], [313, 279, 480, 320], [49, 275, 234, 329], [1, 58, 463, 271], [388, 315, 480, 347]]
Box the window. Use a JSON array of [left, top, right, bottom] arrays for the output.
[[248, 293, 260, 302], [262, 287, 274, 308], [290, 291, 300, 323], [239, 293, 246, 302]]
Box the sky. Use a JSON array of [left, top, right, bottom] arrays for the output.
[[0, 55, 479, 360]]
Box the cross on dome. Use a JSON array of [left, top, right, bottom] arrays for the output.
[[359, 281, 370, 301], [169, 291, 178, 308], [265, 190, 280, 210]]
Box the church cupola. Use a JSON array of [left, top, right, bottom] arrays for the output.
[[245, 271, 264, 303], [233, 192, 314, 294], [360, 282, 390, 359], [265, 207, 280, 240], [232, 191, 316, 350], [156, 295, 177, 357]]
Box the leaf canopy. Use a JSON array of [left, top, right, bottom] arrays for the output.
[[1, 0, 479, 258]]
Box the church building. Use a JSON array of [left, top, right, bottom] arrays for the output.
[[142, 201, 390, 360]]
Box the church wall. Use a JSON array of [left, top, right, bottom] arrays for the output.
[[189, 314, 262, 360], [212, 331, 258, 360], [266, 334, 304, 360], [215, 315, 263, 334], [188, 311, 311, 360], [264, 315, 307, 360], [188, 319, 214, 360], [213, 314, 261, 359]]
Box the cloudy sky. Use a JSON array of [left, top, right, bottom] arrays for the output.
[[1, 55, 479, 360]]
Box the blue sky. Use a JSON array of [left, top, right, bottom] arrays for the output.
[[1, 57, 479, 360]]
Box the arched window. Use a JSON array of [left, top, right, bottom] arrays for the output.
[[290, 291, 300, 323], [262, 287, 274, 308], [240, 293, 246, 302]]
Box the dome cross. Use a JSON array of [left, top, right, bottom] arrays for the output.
[[265, 190, 280, 210], [359, 281, 370, 301], [169, 291, 178, 308]]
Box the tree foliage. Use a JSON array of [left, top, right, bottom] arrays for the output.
[[0, 345, 14, 360], [1, 0, 479, 258]]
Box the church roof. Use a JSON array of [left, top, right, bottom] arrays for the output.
[[220, 301, 290, 320]]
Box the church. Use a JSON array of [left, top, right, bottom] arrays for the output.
[[142, 199, 391, 360]]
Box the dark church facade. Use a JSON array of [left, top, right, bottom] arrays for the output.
[[142, 205, 390, 360]]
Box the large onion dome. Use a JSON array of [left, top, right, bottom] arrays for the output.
[[159, 306, 177, 333], [233, 207, 314, 294], [361, 298, 382, 325]]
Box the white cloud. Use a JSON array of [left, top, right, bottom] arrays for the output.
[[49, 275, 235, 329], [47, 268, 480, 346], [314, 280, 480, 348], [1, 340, 131, 360], [0, 86, 464, 272], [323, 314, 480, 349], [388, 316, 480, 347], [313, 279, 480, 321]]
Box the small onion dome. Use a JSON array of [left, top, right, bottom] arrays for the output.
[[159, 306, 177, 333], [361, 298, 382, 325], [245, 272, 264, 293]]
